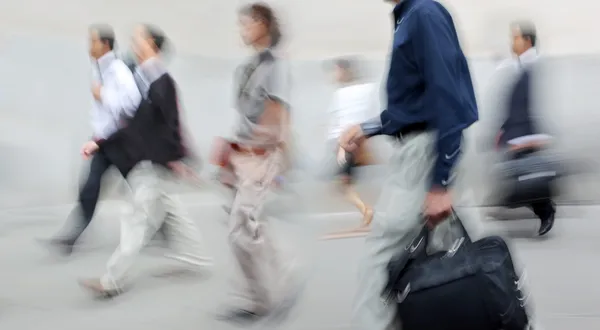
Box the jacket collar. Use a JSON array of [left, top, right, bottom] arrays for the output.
[[518, 47, 539, 67], [393, 0, 421, 21], [138, 57, 167, 85]]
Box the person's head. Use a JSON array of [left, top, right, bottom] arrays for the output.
[[511, 21, 537, 56], [238, 2, 282, 49], [88, 24, 115, 59], [331, 58, 355, 84], [384, 0, 401, 5], [132, 24, 167, 63]]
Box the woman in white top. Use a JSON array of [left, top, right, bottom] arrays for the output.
[[323, 58, 376, 237]]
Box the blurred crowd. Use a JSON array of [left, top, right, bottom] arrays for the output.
[[2, 0, 579, 329]]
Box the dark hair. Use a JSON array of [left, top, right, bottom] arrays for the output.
[[323, 56, 357, 82], [239, 2, 282, 47], [512, 20, 537, 47], [89, 24, 115, 50], [333, 58, 352, 71], [143, 24, 168, 53]]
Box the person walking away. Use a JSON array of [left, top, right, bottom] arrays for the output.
[[339, 0, 483, 329], [40, 24, 141, 255], [214, 3, 299, 324], [78, 24, 211, 296]]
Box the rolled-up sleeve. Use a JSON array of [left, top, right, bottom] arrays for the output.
[[100, 64, 142, 119], [261, 61, 290, 110], [413, 11, 470, 189]]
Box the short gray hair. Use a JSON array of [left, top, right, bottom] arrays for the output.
[[512, 20, 537, 47]]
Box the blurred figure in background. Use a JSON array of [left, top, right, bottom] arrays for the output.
[[321, 58, 376, 238], [40, 24, 141, 255], [213, 3, 299, 324], [496, 21, 556, 236], [78, 24, 211, 296]]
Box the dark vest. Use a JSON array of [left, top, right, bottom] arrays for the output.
[[500, 67, 539, 146]]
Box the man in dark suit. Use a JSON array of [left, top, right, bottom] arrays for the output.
[[78, 25, 211, 296], [496, 21, 556, 236]]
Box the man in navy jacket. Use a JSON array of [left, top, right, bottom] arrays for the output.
[[338, 0, 481, 329]]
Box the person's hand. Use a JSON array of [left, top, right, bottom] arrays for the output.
[[91, 83, 102, 101], [81, 141, 99, 159], [338, 124, 365, 153], [210, 137, 231, 167], [336, 147, 347, 166], [494, 130, 503, 150], [168, 161, 201, 184], [423, 188, 452, 228]]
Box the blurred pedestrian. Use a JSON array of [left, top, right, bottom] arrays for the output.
[[39, 24, 141, 256], [213, 3, 300, 324], [121, 34, 202, 244], [78, 24, 211, 297], [495, 21, 556, 236], [321, 58, 377, 238], [342, 0, 482, 329]]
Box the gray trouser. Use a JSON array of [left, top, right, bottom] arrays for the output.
[[227, 148, 292, 312], [100, 161, 210, 290], [353, 132, 483, 330]]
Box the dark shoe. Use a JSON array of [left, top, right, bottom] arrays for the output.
[[37, 238, 74, 256], [538, 205, 556, 236], [215, 308, 268, 325], [78, 278, 121, 298]]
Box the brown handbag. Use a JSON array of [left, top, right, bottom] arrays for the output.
[[210, 137, 232, 167]]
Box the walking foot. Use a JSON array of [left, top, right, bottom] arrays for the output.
[[78, 278, 122, 298], [36, 237, 74, 256]]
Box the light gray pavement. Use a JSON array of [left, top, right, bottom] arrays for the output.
[[0, 188, 599, 330]]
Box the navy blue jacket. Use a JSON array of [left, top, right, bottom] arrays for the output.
[[362, 0, 478, 189], [499, 68, 538, 146]]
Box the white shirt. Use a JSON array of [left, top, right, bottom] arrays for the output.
[[91, 52, 142, 139], [327, 83, 377, 140], [495, 47, 539, 71]]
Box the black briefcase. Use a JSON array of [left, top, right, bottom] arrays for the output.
[[382, 213, 533, 330], [497, 150, 560, 207]]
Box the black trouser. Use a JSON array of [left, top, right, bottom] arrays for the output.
[[529, 200, 554, 221], [511, 148, 555, 221], [59, 152, 168, 246], [61, 152, 112, 245]]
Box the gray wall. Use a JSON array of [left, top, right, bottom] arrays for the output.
[[1, 34, 600, 209]]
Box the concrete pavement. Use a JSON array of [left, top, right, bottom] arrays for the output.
[[0, 191, 599, 329]]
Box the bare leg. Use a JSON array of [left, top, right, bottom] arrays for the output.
[[343, 183, 374, 227], [320, 180, 374, 240]]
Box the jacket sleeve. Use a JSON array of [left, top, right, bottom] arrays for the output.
[[148, 76, 184, 158], [413, 10, 475, 189], [96, 112, 138, 149]]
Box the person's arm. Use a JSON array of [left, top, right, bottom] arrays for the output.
[[100, 63, 142, 119], [256, 61, 291, 143], [148, 75, 183, 157], [413, 10, 476, 189]]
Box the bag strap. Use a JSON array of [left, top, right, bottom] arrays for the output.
[[408, 208, 471, 262]]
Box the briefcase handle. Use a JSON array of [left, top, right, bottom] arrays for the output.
[[408, 208, 471, 261]]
